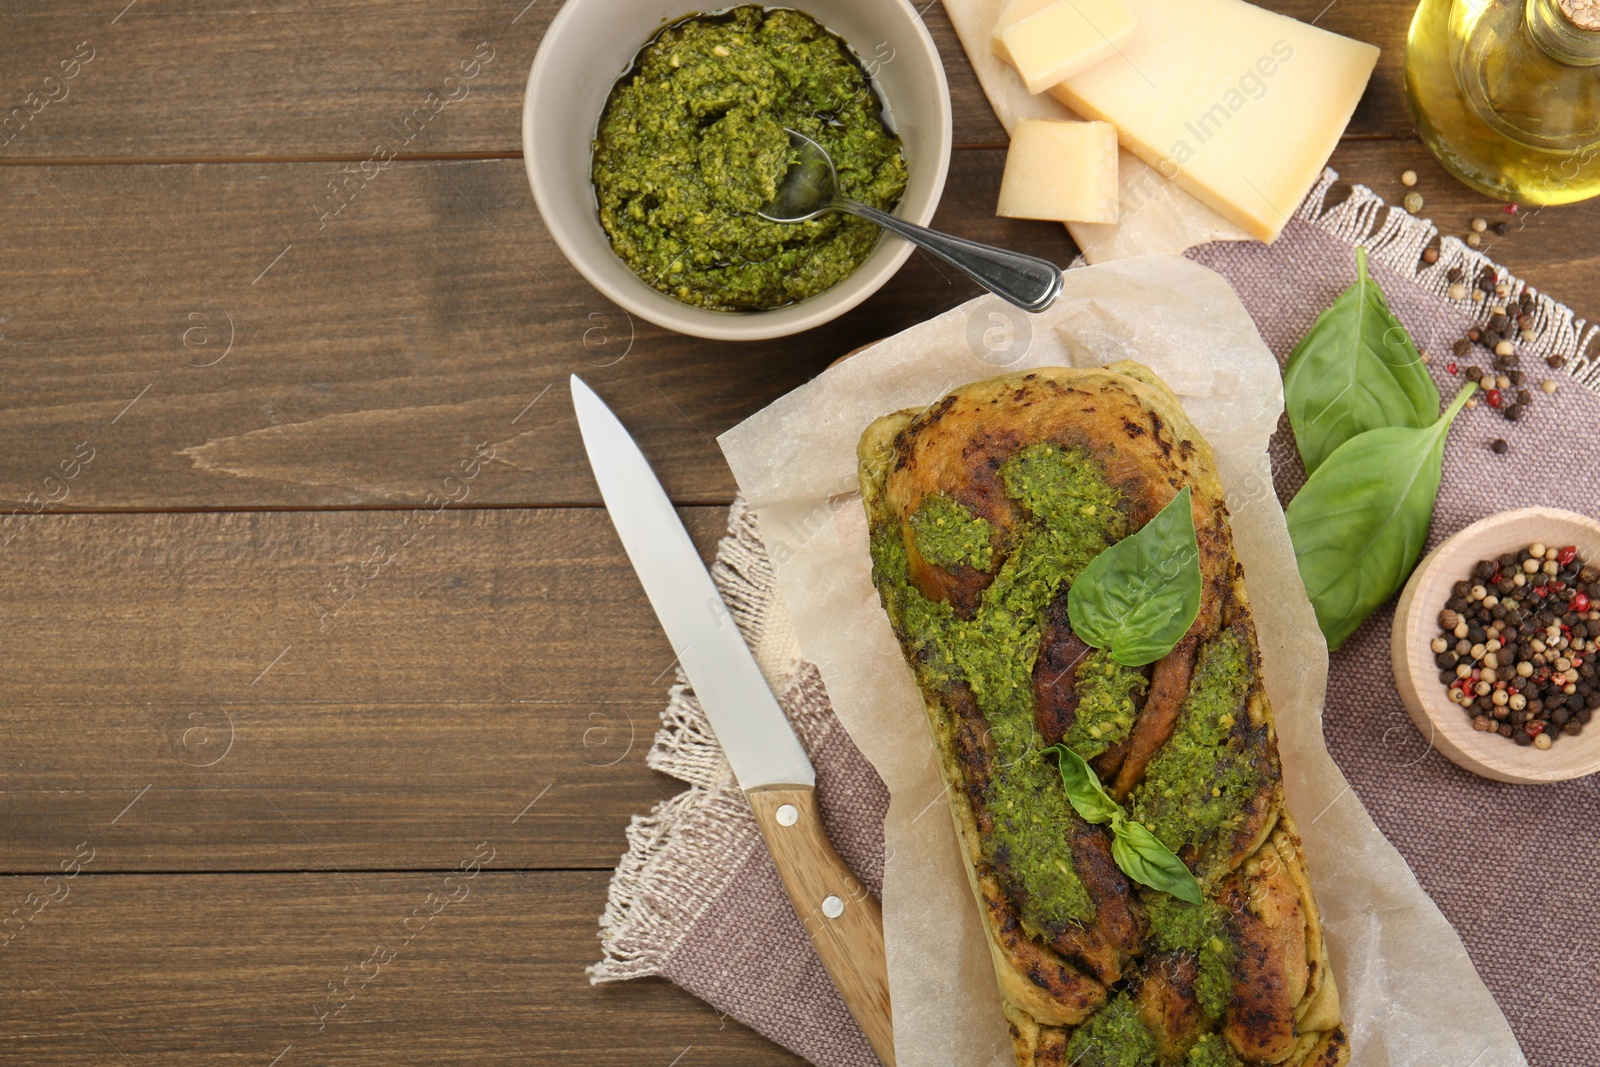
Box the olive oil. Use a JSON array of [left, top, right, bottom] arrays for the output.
[[1406, 0, 1600, 204]]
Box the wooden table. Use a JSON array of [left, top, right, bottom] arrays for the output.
[[1, 2, 1594, 1063]]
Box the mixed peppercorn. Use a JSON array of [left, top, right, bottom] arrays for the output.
[[1438, 264, 1565, 451], [1433, 542, 1600, 749]]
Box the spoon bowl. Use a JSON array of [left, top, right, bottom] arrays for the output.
[[758, 130, 840, 224]]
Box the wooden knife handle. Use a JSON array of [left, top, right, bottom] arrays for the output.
[[747, 784, 895, 1067]]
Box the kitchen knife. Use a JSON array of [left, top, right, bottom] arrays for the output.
[[571, 375, 894, 1066]]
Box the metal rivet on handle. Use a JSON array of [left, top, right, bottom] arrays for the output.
[[822, 895, 845, 919], [776, 804, 799, 826]]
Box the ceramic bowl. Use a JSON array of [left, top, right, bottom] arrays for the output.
[[1391, 506, 1600, 784], [521, 0, 952, 341]]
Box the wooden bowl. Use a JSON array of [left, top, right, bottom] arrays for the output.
[[1392, 506, 1600, 784]]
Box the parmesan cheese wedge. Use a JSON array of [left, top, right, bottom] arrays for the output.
[[997, 119, 1120, 224], [1046, 0, 1378, 243], [997, 0, 1138, 93]]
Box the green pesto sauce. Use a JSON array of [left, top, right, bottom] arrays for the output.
[[591, 6, 908, 311], [1064, 992, 1160, 1067], [1062, 649, 1147, 761], [1142, 892, 1236, 1021], [909, 493, 994, 571], [1185, 1032, 1246, 1067], [869, 444, 1124, 934], [1129, 631, 1260, 882]]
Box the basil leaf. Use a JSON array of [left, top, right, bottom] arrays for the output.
[[1110, 821, 1204, 905], [1067, 487, 1201, 666], [1050, 744, 1122, 825], [1048, 745, 1203, 904], [1287, 384, 1476, 650], [1284, 246, 1440, 475]]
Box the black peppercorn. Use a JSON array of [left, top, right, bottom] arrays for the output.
[[1504, 406, 1523, 422], [1491, 438, 1509, 453]]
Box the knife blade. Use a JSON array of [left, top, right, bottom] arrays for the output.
[[571, 375, 895, 1065]]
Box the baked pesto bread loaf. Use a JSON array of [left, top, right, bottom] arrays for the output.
[[858, 366, 1347, 1067]]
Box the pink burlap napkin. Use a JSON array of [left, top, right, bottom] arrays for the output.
[[589, 172, 1599, 1067]]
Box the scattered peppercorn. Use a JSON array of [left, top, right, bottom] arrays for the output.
[[1423, 246, 1440, 264], [1430, 542, 1600, 748], [1494, 221, 1511, 236], [1401, 169, 1419, 186], [1471, 217, 1489, 233], [1542, 379, 1558, 394], [1491, 438, 1508, 454], [1548, 354, 1567, 370], [1467, 233, 1483, 248], [1447, 266, 1464, 283], [1405, 192, 1425, 213], [1450, 282, 1468, 300]]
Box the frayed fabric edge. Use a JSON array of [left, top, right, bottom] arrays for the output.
[[1299, 168, 1599, 387]]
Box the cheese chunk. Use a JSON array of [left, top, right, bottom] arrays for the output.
[[997, 119, 1120, 224], [1047, 0, 1377, 243], [999, 0, 1138, 94], [990, 0, 1055, 65]]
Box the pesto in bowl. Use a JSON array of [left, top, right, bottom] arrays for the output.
[[590, 6, 908, 312]]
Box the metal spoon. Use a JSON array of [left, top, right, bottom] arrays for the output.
[[759, 128, 1063, 313]]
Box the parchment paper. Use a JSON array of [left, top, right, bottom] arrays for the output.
[[718, 255, 1526, 1067]]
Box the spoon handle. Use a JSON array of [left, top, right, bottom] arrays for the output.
[[840, 201, 1063, 313]]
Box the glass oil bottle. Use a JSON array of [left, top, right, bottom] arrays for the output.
[[1406, 0, 1600, 204]]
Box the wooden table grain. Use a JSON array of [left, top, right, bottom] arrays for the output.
[[1, 2, 1594, 1063]]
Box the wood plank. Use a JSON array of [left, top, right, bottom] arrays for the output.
[[0, 0, 1008, 158], [0, 869, 805, 1065], [0, 152, 1075, 511], [0, 0, 1436, 164], [0, 507, 741, 872]]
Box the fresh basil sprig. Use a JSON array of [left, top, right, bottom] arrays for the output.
[[1067, 487, 1201, 667], [1284, 246, 1441, 475], [1287, 383, 1476, 650], [1050, 744, 1203, 905]]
